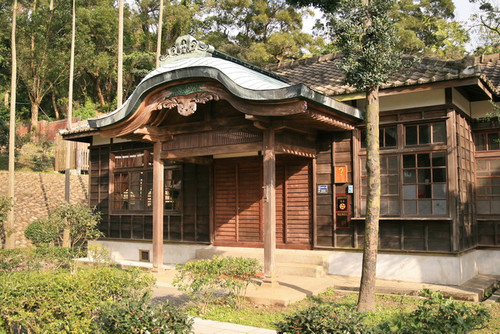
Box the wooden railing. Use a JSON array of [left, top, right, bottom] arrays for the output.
[[54, 133, 90, 172]]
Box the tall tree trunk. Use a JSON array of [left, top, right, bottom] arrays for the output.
[[6, 0, 18, 249], [63, 0, 76, 248], [117, 0, 124, 108], [156, 0, 164, 68], [95, 77, 106, 107], [357, 86, 381, 312], [29, 95, 40, 140], [51, 90, 60, 119]]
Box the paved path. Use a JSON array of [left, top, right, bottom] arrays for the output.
[[193, 318, 275, 334]]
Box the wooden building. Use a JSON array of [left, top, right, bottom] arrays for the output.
[[64, 36, 500, 285]]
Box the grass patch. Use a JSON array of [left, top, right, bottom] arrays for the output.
[[189, 289, 500, 333]]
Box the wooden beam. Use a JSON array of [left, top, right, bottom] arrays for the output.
[[263, 127, 278, 286], [152, 141, 164, 270], [161, 142, 262, 159]]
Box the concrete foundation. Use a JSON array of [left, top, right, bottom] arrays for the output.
[[88, 240, 500, 286]]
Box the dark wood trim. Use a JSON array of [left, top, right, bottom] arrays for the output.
[[152, 141, 165, 269], [263, 128, 277, 283], [447, 109, 459, 251], [162, 142, 262, 159], [312, 158, 317, 248]]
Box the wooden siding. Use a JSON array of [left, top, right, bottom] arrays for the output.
[[456, 113, 476, 249], [214, 156, 312, 248], [91, 141, 210, 242]]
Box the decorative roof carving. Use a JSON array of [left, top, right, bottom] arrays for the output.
[[155, 92, 220, 117], [160, 35, 215, 64]]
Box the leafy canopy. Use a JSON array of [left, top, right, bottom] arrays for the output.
[[328, 0, 403, 91]]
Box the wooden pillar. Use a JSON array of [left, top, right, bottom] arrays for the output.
[[153, 141, 164, 270], [263, 128, 278, 286]]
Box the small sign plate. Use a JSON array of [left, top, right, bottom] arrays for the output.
[[335, 165, 348, 183], [317, 184, 330, 194]]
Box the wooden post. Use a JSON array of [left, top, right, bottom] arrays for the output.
[[263, 128, 278, 286], [152, 141, 164, 270]]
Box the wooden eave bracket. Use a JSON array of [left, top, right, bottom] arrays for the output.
[[133, 126, 174, 142]]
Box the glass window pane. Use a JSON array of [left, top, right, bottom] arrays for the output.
[[475, 134, 486, 151], [433, 184, 447, 199], [418, 169, 431, 183], [403, 154, 415, 168], [419, 200, 432, 214], [492, 199, 500, 213], [381, 198, 388, 215], [432, 123, 446, 143], [361, 158, 367, 176], [385, 127, 397, 147], [361, 199, 366, 215], [406, 126, 417, 145], [432, 152, 446, 167], [476, 160, 488, 172], [417, 153, 430, 167], [403, 170, 416, 183], [488, 133, 500, 150], [389, 185, 399, 194], [433, 200, 447, 215], [433, 168, 447, 182], [361, 130, 366, 148], [404, 185, 417, 199], [388, 199, 400, 215], [419, 124, 430, 144], [404, 201, 417, 214], [387, 156, 398, 172], [493, 187, 500, 195], [418, 184, 431, 198], [477, 200, 490, 213]]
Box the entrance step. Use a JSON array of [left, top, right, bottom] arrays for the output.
[[194, 247, 329, 278]]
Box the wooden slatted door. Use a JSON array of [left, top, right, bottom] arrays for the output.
[[214, 156, 312, 249], [276, 159, 312, 249], [214, 157, 263, 246]]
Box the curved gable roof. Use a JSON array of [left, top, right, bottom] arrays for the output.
[[88, 36, 362, 130]]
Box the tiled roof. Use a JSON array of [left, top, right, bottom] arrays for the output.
[[270, 53, 500, 97]]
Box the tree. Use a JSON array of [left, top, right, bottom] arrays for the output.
[[5, 0, 17, 249], [470, 0, 499, 54], [200, 0, 319, 65], [391, 0, 469, 59], [16, 0, 72, 134], [288, 0, 402, 312], [117, 0, 124, 108]]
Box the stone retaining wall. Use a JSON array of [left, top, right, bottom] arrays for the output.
[[0, 171, 89, 247]]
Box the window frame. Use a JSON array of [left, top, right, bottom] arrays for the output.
[[356, 121, 449, 218], [475, 130, 500, 152]]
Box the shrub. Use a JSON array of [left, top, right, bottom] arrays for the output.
[[24, 203, 103, 250], [0, 267, 154, 333], [0, 246, 79, 272], [0, 196, 13, 247], [97, 293, 193, 333], [24, 218, 59, 246], [173, 256, 261, 311], [276, 303, 370, 334], [379, 289, 491, 333]]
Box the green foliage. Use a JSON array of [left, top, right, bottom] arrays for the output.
[[173, 256, 262, 311], [0, 267, 154, 333], [328, 0, 403, 91], [73, 97, 98, 120], [391, 0, 468, 59], [379, 289, 491, 333], [276, 303, 370, 334], [24, 203, 103, 250], [0, 196, 12, 247], [97, 293, 193, 333], [0, 246, 79, 272], [24, 219, 59, 246]]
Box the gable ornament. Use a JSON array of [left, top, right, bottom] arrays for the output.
[[160, 35, 215, 64], [156, 92, 220, 116]]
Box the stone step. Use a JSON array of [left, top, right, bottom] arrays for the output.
[[194, 247, 329, 278], [277, 262, 326, 278]]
